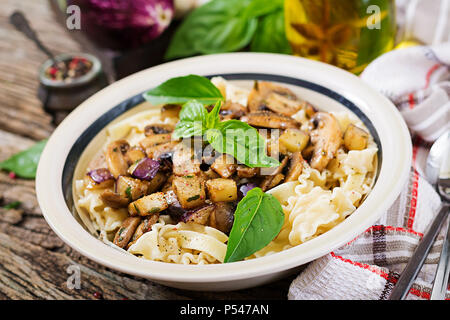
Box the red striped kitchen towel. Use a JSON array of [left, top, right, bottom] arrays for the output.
[[288, 44, 449, 300]]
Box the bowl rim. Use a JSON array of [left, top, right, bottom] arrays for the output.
[[36, 53, 412, 284]]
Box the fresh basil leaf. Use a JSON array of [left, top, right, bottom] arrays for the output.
[[165, 0, 256, 60], [173, 100, 208, 139], [224, 187, 284, 263], [207, 120, 280, 168], [0, 139, 47, 179], [250, 8, 292, 54], [143, 75, 224, 106], [242, 0, 283, 19]]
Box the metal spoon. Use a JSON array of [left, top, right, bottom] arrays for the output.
[[9, 10, 55, 62], [389, 131, 450, 300], [430, 131, 450, 299]]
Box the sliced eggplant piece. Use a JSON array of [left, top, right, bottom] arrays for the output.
[[164, 189, 186, 219], [279, 128, 309, 153], [113, 217, 141, 249], [211, 154, 237, 178], [116, 175, 149, 201], [181, 204, 215, 225], [106, 140, 130, 178], [172, 142, 201, 176], [128, 192, 168, 216], [86, 168, 115, 189], [209, 202, 235, 234], [205, 178, 237, 202], [309, 112, 343, 171], [241, 111, 299, 129], [129, 157, 160, 181], [236, 165, 259, 178], [285, 152, 304, 182], [172, 175, 206, 209]]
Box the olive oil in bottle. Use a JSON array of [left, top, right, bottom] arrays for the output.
[[284, 0, 396, 74]]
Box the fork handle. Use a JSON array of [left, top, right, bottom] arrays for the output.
[[389, 204, 450, 300], [430, 215, 450, 299]]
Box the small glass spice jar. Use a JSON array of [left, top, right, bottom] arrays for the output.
[[38, 52, 108, 113]]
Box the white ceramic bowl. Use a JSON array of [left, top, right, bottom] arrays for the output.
[[36, 53, 412, 291]]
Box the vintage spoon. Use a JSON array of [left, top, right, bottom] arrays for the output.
[[389, 131, 450, 300], [9, 11, 55, 62]]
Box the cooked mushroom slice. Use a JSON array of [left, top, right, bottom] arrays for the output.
[[172, 142, 201, 176], [113, 217, 141, 249], [181, 204, 215, 225], [304, 102, 317, 118], [211, 154, 237, 178], [219, 101, 247, 120], [285, 152, 304, 182], [139, 133, 172, 151], [144, 124, 175, 136], [247, 81, 298, 112], [127, 214, 159, 248], [160, 104, 181, 120], [241, 111, 299, 129], [142, 171, 166, 194], [279, 128, 310, 153], [124, 147, 146, 165], [172, 175, 206, 209], [106, 140, 130, 178], [301, 144, 315, 160], [128, 192, 168, 216], [260, 156, 288, 191], [209, 202, 235, 234], [206, 178, 237, 202], [100, 190, 129, 208], [164, 189, 186, 219], [116, 175, 149, 201], [236, 165, 259, 178], [86, 168, 115, 189], [343, 124, 369, 151], [309, 112, 343, 171]]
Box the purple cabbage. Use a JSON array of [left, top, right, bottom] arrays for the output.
[[67, 0, 174, 50], [131, 157, 160, 180]]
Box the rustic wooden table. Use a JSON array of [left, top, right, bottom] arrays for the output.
[[0, 0, 295, 300]]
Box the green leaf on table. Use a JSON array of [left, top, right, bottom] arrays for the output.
[[143, 74, 224, 106], [0, 139, 47, 179], [224, 187, 284, 263], [250, 8, 292, 54], [242, 0, 283, 19], [2, 201, 21, 210], [207, 120, 280, 168], [165, 0, 257, 60]]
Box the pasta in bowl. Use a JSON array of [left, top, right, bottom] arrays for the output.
[[36, 53, 411, 290], [73, 75, 378, 265]]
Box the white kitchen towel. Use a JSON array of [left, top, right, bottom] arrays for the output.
[[288, 44, 449, 300], [360, 43, 450, 142]]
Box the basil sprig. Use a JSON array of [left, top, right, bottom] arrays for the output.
[[224, 187, 284, 263], [0, 139, 47, 179], [165, 0, 291, 60], [173, 99, 279, 168]]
